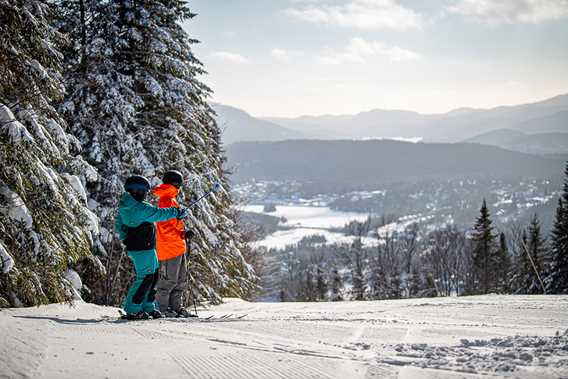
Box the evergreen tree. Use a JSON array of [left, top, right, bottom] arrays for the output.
[[495, 232, 511, 293], [303, 264, 314, 301], [316, 266, 327, 301], [546, 162, 568, 293], [58, 0, 256, 304], [0, 0, 100, 306], [510, 229, 528, 293], [350, 238, 366, 300], [520, 214, 546, 294], [408, 265, 422, 297], [329, 267, 343, 301], [56, 0, 152, 303], [365, 254, 385, 300], [471, 199, 497, 294]]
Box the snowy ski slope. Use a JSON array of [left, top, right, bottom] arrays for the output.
[[1, 295, 567, 378]]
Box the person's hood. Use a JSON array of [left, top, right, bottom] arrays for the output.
[[120, 192, 138, 207], [153, 183, 179, 199], [118, 192, 149, 226]]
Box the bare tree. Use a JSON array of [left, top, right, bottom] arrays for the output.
[[400, 223, 419, 297], [425, 227, 469, 296]]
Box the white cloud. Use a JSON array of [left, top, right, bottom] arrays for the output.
[[211, 51, 249, 64], [448, 0, 568, 24], [271, 48, 291, 62], [285, 0, 421, 30], [387, 46, 421, 62], [318, 37, 420, 64]]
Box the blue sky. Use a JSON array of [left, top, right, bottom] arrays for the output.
[[183, 0, 568, 117]]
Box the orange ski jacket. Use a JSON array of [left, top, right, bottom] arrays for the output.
[[153, 184, 187, 261]]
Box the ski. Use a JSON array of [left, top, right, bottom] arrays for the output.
[[114, 310, 247, 322], [189, 314, 247, 322]]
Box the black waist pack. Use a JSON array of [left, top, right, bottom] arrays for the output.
[[126, 222, 156, 251]]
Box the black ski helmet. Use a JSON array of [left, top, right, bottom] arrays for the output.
[[162, 170, 183, 187], [124, 175, 150, 202]]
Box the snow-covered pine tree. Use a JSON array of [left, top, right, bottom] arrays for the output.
[[471, 199, 497, 294], [56, 0, 154, 303], [59, 0, 256, 303], [0, 0, 101, 307], [519, 214, 547, 294], [117, 0, 256, 302], [546, 162, 568, 294]]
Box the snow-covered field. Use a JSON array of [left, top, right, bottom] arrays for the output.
[[242, 205, 368, 229], [243, 205, 373, 249], [251, 228, 378, 250], [243, 204, 374, 249], [2, 295, 568, 378], [244, 205, 437, 250]]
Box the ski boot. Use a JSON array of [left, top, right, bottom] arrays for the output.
[[176, 308, 198, 318], [163, 308, 178, 318], [148, 310, 164, 319], [123, 311, 150, 321]]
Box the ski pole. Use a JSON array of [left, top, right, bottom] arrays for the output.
[[181, 182, 222, 317], [185, 182, 223, 209], [175, 182, 222, 228], [186, 232, 199, 317]]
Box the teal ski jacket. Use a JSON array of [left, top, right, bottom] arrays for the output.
[[115, 192, 179, 251]]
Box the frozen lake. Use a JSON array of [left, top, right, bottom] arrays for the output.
[[242, 204, 369, 229], [243, 205, 434, 250], [251, 227, 378, 250]]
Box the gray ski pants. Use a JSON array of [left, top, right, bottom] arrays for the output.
[[156, 253, 187, 312]]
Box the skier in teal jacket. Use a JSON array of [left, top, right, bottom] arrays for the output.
[[115, 175, 188, 320]]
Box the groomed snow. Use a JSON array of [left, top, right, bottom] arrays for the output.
[[1, 295, 567, 378]]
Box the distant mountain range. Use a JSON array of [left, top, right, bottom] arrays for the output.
[[212, 104, 304, 145], [226, 140, 564, 187], [215, 94, 568, 149], [265, 94, 568, 143]]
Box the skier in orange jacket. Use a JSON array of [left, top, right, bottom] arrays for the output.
[[154, 170, 193, 317]]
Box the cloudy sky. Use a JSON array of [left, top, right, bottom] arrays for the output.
[[184, 0, 568, 117]]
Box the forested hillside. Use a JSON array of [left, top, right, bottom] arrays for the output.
[[227, 139, 563, 186]]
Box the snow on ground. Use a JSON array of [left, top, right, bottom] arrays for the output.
[[2, 295, 568, 379], [242, 205, 369, 229]]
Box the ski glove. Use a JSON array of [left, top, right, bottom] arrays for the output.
[[185, 230, 195, 240], [176, 207, 190, 220]]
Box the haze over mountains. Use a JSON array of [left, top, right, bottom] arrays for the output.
[[213, 104, 304, 145], [220, 94, 567, 188], [266, 94, 568, 143], [216, 94, 568, 153]]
